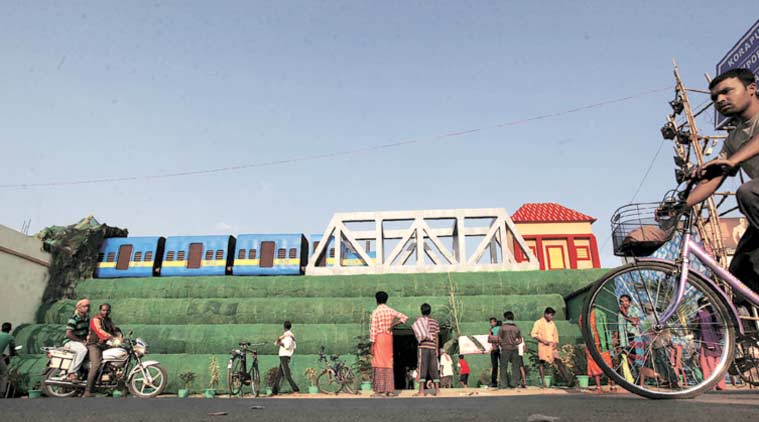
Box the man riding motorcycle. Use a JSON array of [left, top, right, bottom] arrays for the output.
[[84, 303, 120, 397], [63, 299, 90, 381]]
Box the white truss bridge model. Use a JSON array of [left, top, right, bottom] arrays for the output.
[[306, 208, 539, 275]]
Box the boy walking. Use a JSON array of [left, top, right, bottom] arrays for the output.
[[275, 320, 300, 394]]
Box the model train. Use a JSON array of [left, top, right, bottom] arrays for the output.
[[95, 233, 376, 278]]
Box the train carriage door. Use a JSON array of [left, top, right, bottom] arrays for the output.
[[260, 241, 275, 268], [116, 245, 133, 270], [188, 243, 203, 269]]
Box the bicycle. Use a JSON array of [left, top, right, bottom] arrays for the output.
[[227, 341, 266, 397], [316, 346, 356, 395], [581, 167, 759, 399]]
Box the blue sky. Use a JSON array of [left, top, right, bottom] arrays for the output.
[[1, 1, 755, 267]]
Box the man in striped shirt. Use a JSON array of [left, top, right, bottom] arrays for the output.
[[412, 303, 440, 396], [63, 298, 90, 381]]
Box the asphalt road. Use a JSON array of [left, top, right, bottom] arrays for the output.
[[4, 392, 758, 422]]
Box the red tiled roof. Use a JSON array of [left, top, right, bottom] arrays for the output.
[[511, 203, 596, 224]]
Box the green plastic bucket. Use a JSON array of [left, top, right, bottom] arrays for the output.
[[576, 375, 589, 388]]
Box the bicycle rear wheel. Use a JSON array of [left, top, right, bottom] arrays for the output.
[[581, 261, 736, 399], [227, 356, 244, 397], [317, 369, 343, 394], [733, 335, 759, 386]]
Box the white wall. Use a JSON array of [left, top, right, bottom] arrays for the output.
[[0, 224, 51, 328]]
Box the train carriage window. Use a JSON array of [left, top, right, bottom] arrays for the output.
[[289, 248, 297, 259], [166, 251, 174, 261], [249, 249, 257, 259], [313, 241, 320, 253], [116, 245, 133, 270], [329, 248, 335, 258], [177, 251, 186, 261], [98, 253, 105, 262], [145, 251, 153, 262], [277, 248, 286, 259], [205, 250, 213, 260], [216, 250, 224, 260], [238, 249, 246, 259], [134, 252, 142, 262], [107, 252, 115, 262], [260, 242, 275, 268], [188, 243, 203, 269]]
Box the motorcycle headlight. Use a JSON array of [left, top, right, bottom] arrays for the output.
[[134, 338, 148, 356]]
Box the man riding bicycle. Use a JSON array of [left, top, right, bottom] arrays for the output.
[[686, 68, 759, 297]]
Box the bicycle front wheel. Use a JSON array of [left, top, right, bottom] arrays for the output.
[[227, 356, 244, 397], [250, 365, 261, 397], [339, 366, 356, 394], [581, 261, 735, 399], [317, 369, 343, 394]]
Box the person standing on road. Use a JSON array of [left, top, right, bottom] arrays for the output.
[[275, 320, 300, 395], [411, 303, 440, 396], [369, 291, 408, 397], [498, 311, 522, 389], [0, 322, 17, 397], [439, 348, 454, 388], [531, 307, 573, 387], [457, 354, 470, 387], [487, 317, 500, 388]]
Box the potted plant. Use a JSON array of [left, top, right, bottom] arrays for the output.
[[264, 367, 281, 396], [354, 335, 373, 392], [304, 367, 319, 394], [206, 356, 221, 398], [178, 371, 196, 398], [559, 343, 588, 388], [28, 381, 42, 399], [478, 369, 491, 389]]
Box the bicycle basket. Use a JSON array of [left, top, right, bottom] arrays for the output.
[[611, 202, 675, 257]]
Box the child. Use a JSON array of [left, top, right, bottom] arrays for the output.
[[457, 355, 470, 387]]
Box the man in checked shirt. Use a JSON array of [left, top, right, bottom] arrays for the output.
[[369, 291, 408, 397]]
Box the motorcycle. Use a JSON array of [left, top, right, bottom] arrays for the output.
[[41, 331, 167, 398]]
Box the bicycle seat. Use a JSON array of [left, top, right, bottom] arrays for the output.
[[331, 355, 340, 360], [239, 341, 251, 347]]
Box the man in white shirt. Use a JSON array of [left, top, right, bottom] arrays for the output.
[[275, 320, 300, 394]]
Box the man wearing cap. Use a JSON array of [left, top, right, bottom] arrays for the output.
[[63, 299, 90, 381]]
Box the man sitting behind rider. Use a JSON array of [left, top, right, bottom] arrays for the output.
[[63, 299, 90, 381], [84, 303, 120, 397], [687, 68, 759, 296]]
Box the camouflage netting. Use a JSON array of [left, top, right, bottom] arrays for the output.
[[41, 295, 566, 326], [35, 215, 127, 305], [14, 321, 581, 356], [73, 269, 607, 300]]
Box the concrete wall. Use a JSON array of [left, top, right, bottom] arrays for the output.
[[0, 224, 51, 328]]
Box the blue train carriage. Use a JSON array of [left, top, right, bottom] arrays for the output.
[[95, 236, 166, 278], [309, 234, 376, 267], [233, 234, 308, 275], [161, 235, 236, 277]]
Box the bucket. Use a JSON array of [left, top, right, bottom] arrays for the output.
[[308, 386, 319, 394], [204, 388, 216, 398], [360, 381, 373, 391], [576, 375, 589, 389], [543, 375, 552, 388], [28, 390, 42, 399], [178, 389, 190, 398]]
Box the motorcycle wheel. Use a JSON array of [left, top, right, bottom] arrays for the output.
[[128, 365, 167, 398], [42, 369, 79, 398]]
